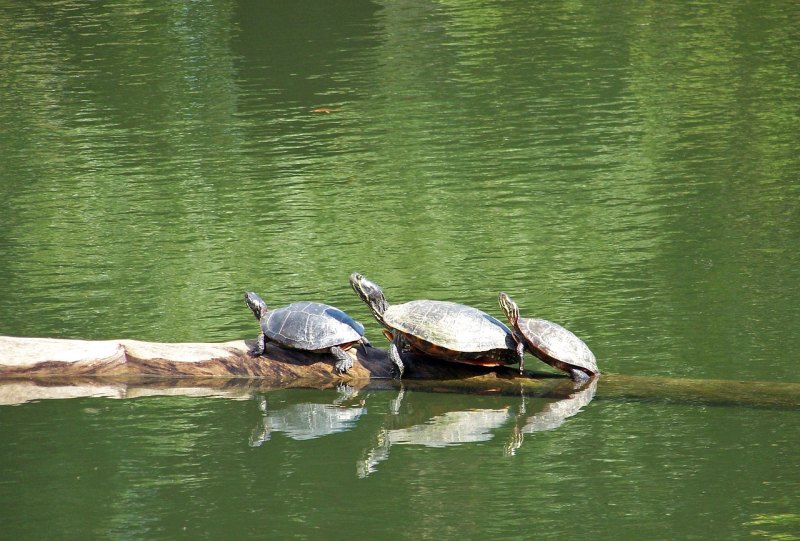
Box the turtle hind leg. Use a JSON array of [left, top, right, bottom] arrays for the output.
[[331, 346, 354, 374], [249, 333, 267, 357], [570, 368, 591, 383]]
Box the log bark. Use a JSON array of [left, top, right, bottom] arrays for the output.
[[0, 335, 798, 409]]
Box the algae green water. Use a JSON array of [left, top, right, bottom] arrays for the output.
[[1, 1, 799, 539]]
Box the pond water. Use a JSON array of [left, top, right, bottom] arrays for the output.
[[1, 1, 799, 539]]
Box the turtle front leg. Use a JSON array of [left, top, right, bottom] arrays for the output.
[[249, 332, 267, 356], [515, 338, 526, 374], [331, 346, 354, 374], [388, 336, 406, 379]]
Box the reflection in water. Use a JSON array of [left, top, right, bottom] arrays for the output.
[[505, 377, 598, 456], [358, 381, 597, 477], [240, 382, 597, 478], [1, 383, 796, 540], [357, 404, 511, 478], [249, 385, 366, 446]]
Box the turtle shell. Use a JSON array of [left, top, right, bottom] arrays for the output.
[[383, 300, 516, 363], [517, 318, 598, 376], [262, 301, 365, 351]]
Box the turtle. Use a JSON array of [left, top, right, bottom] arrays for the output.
[[498, 292, 599, 382], [349, 273, 519, 377], [244, 291, 370, 374]]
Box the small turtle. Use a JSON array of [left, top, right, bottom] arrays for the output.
[[244, 291, 369, 374], [349, 273, 518, 377], [498, 292, 599, 381]]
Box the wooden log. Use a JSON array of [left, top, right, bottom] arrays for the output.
[[0, 335, 565, 385], [0, 335, 388, 380], [0, 335, 515, 380], [0, 336, 798, 409]]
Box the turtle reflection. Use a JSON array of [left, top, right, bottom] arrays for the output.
[[249, 386, 366, 447], [505, 377, 598, 456], [357, 393, 511, 478], [358, 379, 597, 477]]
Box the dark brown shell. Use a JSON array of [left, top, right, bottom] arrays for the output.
[[517, 318, 598, 376]]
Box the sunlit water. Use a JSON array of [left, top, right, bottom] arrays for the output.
[[1, 1, 799, 539]]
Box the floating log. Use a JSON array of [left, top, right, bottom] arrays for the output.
[[0, 336, 798, 409]]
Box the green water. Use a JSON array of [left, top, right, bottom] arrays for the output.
[[1, 1, 799, 539]]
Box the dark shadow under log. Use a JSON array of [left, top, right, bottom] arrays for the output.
[[0, 335, 798, 409]]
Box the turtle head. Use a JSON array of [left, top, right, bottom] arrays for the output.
[[244, 291, 268, 320], [350, 272, 389, 320], [498, 292, 520, 327]]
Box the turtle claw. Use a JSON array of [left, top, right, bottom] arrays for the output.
[[390, 363, 404, 379], [331, 346, 353, 375], [334, 358, 353, 374], [248, 333, 267, 357], [248, 345, 265, 357]]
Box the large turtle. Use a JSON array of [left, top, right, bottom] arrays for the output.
[[349, 273, 518, 377], [244, 291, 369, 374], [498, 292, 599, 381]]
